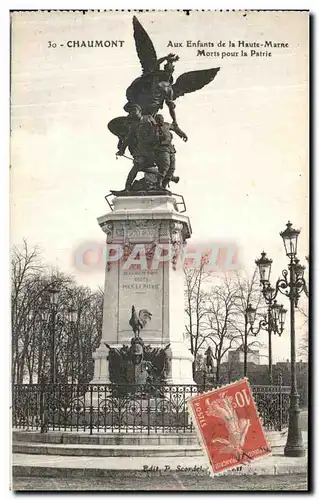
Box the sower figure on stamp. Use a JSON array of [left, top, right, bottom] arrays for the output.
[[116, 105, 158, 190], [154, 114, 188, 189]]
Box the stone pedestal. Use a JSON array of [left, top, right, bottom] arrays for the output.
[[91, 195, 195, 385], [91, 344, 110, 384]]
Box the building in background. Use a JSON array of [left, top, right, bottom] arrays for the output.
[[228, 345, 261, 366]]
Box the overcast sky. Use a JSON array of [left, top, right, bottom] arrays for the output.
[[10, 10, 309, 362]]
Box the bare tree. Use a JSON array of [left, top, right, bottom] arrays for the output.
[[230, 268, 265, 377], [184, 266, 265, 381], [11, 241, 45, 383], [184, 263, 210, 376], [11, 241, 103, 385], [33, 279, 103, 384], [203, 277, 242, 383], [297, 302, 308, 358], [69, 285, 103, 383]]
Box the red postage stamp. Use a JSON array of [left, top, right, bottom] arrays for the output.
[[188, 379, 271, 474]]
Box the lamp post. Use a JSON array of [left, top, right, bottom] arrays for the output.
[[39, 304, 50, 383], [67, 307, 77, 383], [246, 301, 287, 384], [41, 288, 78, 384], [255, 221, 307, 457], [243, 311, 249, 378], [48, 285, 60, 384]]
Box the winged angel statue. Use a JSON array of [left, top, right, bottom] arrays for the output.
[[205, 393, 251, 460], [108, 16, 220, 194]]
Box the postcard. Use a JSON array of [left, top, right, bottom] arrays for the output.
[[10, 10, 309, 492]]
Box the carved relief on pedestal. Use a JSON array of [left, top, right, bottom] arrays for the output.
[[100, 221, 113, 241], [159, 221, 169, 241], [145, 242, 158, 262], [101, 222, 114, 272], [112, 220, 161, 265], [114, 223, 125, 240], [101, 218, 189, 271], [122, 242, 135, 262], [169, 221, 185, 270], [121, 241, 157, 263], [126, 220, 159, 240]]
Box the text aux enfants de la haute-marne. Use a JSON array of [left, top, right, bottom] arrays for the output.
[[167, 39, 289, 58]]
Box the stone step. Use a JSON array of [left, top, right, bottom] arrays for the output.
[[12, 430, 308, 460], [13, 442, 203, 457], [12, 453, 308, 478], [12, 430, 198, 446], [13, 430, 302, 447]]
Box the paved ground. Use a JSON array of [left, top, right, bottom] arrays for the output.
[[12, 410, 309, 491], [12, 449, 307, 476], [11, 473, 308, 491]]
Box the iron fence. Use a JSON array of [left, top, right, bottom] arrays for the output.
[[12, 382, 290, 434]]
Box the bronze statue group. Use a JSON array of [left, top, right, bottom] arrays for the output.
[[105, 305, 171, 388], [108, 16, 220, 195]]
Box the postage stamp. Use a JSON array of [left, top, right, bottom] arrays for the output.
[[188, 379, 271, 474]]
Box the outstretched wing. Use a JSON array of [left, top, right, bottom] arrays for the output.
[[172, 68, 220, 100], [133, 16, 158, 74]]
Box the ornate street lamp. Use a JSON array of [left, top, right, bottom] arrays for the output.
[[255, 221, 307, 457], [280, 221, 300, 259], [246, 301, 287, 384], [255, 251, 273, 284], [245, 303, 257, 326], [242, 302, 259, 378], [271, 302, 287, 334]]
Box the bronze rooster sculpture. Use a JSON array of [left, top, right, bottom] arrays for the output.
[[129, 305, 152, 337]]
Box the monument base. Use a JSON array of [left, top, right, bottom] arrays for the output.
[[91, 340, 194, 386], [94, 194, 195, 386]]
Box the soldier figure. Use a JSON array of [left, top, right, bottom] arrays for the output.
[[154, 114, 188, 189], [116, 105, 158, 190]]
